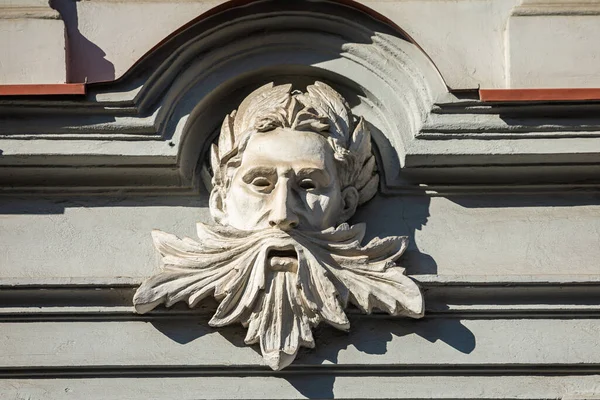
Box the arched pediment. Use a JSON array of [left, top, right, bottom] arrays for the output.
[[0, 0, 444, 195], [88, 0, 446, 194], [3, 0, 598, 195]]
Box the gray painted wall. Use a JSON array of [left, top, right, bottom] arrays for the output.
[[1, 193, 599, 398], [2, 1, 600, 398]]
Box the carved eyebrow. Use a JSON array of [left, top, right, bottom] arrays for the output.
[[241, 166, 277, 183], [296, 168, 331, 184]]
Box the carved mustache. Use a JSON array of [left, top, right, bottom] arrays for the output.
[[133, 223, 423, 370]]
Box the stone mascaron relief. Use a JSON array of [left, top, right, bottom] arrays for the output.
[[133, 82, 424, 370]]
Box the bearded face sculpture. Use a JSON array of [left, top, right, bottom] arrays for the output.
[[133, 82, 424, 370]]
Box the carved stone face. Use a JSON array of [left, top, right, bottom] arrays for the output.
[[134, 82, 424, 371], [222, 128, 349, 231]]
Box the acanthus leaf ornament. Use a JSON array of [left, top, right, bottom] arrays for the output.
[[134, 81, 424, 370]]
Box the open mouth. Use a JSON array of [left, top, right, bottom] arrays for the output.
[[267, 246, 298, 272], [268, 249, 297, 258]]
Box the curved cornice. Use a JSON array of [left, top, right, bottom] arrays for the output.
[[1, 0, 600, 196], [89, 0, 438, 89]]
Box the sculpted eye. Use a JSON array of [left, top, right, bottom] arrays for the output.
[[251, 177, 272, 190], [298, 179, 316, 190]]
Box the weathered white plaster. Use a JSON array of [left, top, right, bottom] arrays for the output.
[[133, 82, 424, 370], [0, 1, 66, 84], [2, 376, 600, 400], [4, 0, 600, 87], [507, 11, 600, 87], [1, 2, 600, 397], [65, 0, 520, 88], [65, 0, 225, 82], [362, 0, 520, 89], [514, 0, 600, 16]]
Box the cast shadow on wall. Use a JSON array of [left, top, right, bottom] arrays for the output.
[[284, 317, 475, 398], [150, 194, 475, 399], [49, 0, 115, 82], [353, 193, 438, 276], [151, 313, 475, 399]]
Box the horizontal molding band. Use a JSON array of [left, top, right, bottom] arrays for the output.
[[1, 309, 599, 323], [0, 6, 60, 20], [0, 134, 161, 141], [5, 274, 599, 287], [2, 275, 599, 321], [382, 183, 600, 196], [3, 100, 600, 191], [513, 4, 600, 17], [417, 131, 600, 140], [0, 186, 197, 196], [0, 84, 85, 96], [3, 183, 600, 197], [479, 89, 600, 103], [433, 100, 600, 114], [2, 364, 600, 379]]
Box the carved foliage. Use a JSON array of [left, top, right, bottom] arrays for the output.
[[134, 223, 423, 370], [211, 82, 379, 205], [134, 81, 424, 370]]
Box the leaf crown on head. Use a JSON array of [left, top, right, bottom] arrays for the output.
[[211, 81, 379, 205]]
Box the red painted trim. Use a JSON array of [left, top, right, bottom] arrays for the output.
[[0, 83, 86, 96], [480, 88, 600, 102]]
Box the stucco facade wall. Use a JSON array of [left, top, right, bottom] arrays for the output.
[[1, 1, 600, 399], [3, 0, 600, 88]]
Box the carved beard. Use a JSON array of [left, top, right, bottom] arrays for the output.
[[133, 223, 424, 370]]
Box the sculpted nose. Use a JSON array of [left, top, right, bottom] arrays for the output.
[[268, 179, 299, 231]]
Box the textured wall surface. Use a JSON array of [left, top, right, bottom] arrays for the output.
[[0, 2, 66, 84], [2, 1, 600, 399], [3, 195, 600, 279], [6, 0, 600, 88], [2, 194, 600, 398]]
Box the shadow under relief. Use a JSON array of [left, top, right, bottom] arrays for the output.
[[352, 193, 437, 275], [49, 0, 115, 82], [144, 191, 443, 398], [150, 309, 476, 399]]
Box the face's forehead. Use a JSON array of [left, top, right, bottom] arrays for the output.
[[240, 128, 334, 171]]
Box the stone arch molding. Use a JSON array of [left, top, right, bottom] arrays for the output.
[[157, 5, 446, 192], [89, 0, 446, 194], [0, 2, 446, 368], [0, 0, 463, 194], [118, 1, 441, 371], [4, 1, 597, 194], [135, 80, 428, 371]]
